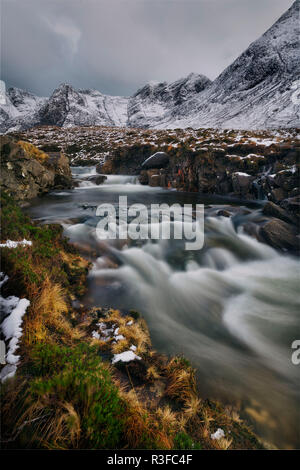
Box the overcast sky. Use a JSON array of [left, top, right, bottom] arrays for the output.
[[1, 0, 295, 97]]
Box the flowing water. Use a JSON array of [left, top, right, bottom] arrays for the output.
[[27, 166, 300, 449]]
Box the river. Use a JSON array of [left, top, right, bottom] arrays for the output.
[[26, 166, 300, 449]]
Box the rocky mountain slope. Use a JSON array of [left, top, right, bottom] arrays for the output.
[[1, 1, 299, 132], [127, 73, 212, 128], [0, 73, 211, 133], [163, 0, 300, 130]]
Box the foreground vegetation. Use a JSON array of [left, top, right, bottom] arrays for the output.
[[0, 193, 263, 449]]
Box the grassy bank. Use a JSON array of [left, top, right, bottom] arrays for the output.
[[0, 193, 263, 450]]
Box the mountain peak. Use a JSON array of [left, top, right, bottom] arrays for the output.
[[1, 2, 298, 132]]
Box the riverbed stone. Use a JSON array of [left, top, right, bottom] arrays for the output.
[[139, 170, 149, 185], [262, 201, 295, 225], [260, 218, 299, 252], [269, 187, 287, 203], [87, 175, 107, 185]]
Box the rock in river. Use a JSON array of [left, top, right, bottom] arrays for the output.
[[141, 152, 169, 169], [260, 218, 299, 252]]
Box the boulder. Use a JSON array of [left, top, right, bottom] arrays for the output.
[[260, 219, 299, 252], [274, 168, 298, 192], [217, 209, 231, 217], [0, 136, 73, 200], [46, 152, 73, 188], [269, 187, 286, 204], [232, 172, 253, 197], [87, 175, 107, 185], [141, 152, 169, 169], [262, 201, 295, 225], [280, 196, 300, 214], [149, 174, 162, 187], [280, 196, 300, 225], [139, 170, 149, 185], [96, 162, 103, 174]]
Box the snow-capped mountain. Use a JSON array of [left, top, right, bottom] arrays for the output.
[[1, 1, 299, 133], [0, 88, 47, 133], [127, 73, 212, 128], [38, 84, 129, 128], [0, 73, 211, 132], [162, 0, 300, 129]]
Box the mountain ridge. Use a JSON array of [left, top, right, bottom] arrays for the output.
[[1, 0, 299, 132]]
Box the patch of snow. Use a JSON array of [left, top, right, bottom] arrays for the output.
[[211, 428, 225, 440], [92, 330, 100, 340], [111, 350, 141, 364], [0, 280, 30, 382], [234, 172, 250, 177], [0, 239, 32, 249], [115, 334, 125, 342]]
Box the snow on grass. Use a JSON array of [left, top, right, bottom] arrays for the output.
[[211, 428, 225, 440], [248, 138, 278, 146], [0, 274, 30, 382], [114, 334, 125, 342], [92, 330, 100, 340], [111, 350, 141, 364], [0, 239, 32, 249]]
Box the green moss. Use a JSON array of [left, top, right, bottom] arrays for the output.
[[10, 343, 126, 449], [173, 432, 202, 450], [0, 192, 88, 297]]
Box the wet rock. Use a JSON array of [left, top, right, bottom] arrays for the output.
[[289, 187, 300, 197], [281, 195, 300, 213], [46, 151, 73, 188], [149, 174, 162, 187], [260, 219, 299, 252], [269, 187, 287, 204], [87, 174, 107, 185], [139, 170, 149, 185], [141, 152, 169, 169], [96, 162, 104, 174], [232, 172, 253, 197], [262, 201, 295, 225], [274, 168, 298, 192], [280, 196, 300, 225], [217, 209, 231, 217]]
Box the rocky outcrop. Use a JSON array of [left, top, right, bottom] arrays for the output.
[[136, 142, 300, 200], [0, 136, 73, 200]]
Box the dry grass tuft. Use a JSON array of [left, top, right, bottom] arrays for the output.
[[183, 396, 201, 419], [165, 357, 197, 403], [18, 140, 49, 162], [212, 437, 233, 450], [156, 406, 177, 431], [111, 339, 130, 354], [146, 365, 161, 381], [24, 276, 81, 346]]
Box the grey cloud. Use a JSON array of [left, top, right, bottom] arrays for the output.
[[1, 0, 295, 97]]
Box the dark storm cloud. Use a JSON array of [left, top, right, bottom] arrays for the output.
[[1, 0, 295, 97]]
